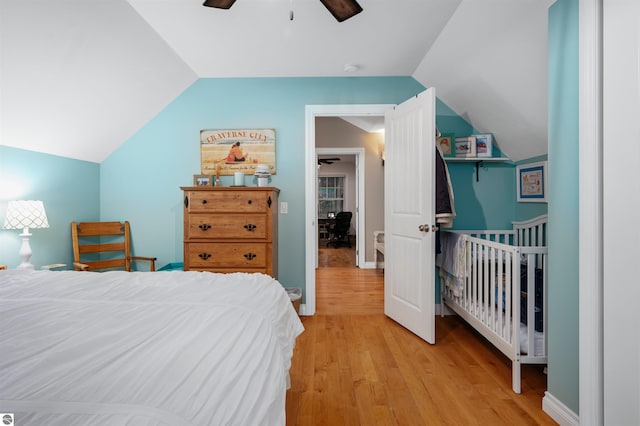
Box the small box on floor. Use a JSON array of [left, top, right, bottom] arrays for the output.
[[286, 288, 302, 314]]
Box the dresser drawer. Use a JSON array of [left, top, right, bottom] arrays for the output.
[[186, 243, 268, 268], [187, 267, 270, 274], [186, 214, 268, 240], [186, 191, 274, 214]]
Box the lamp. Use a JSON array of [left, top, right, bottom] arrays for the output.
[[3, 200, 49, 269]]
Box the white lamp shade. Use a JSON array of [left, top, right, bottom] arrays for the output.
[[3, 200, 49, 230]]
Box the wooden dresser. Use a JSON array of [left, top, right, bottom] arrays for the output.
[[181, 187, 279, 277]]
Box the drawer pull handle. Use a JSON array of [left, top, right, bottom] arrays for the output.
[[247, 199, 252, 205], [202, 199, 207, 204], [184, 196, 189, 208], [198, 253, 211, 260], [199, 224, 211, 231], [244, 224, 256, 231], [244, 253, 256, 260], [267, 196, 272, 208]]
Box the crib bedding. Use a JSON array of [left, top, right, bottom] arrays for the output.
[[0, 269, 304, 426]]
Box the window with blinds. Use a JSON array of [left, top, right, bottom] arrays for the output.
[[318, 176, 344, 219]]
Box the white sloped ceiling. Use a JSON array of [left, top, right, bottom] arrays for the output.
[[0, 0, 197, 162], [0, 0, 551, 163], [413, 0, 553, 161]]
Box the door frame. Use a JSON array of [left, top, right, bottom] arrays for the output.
[[316, 147, 365, 268], [304, 104, 394, 315]]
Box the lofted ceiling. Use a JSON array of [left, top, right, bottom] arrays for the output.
[[0, 0, 552, 163]]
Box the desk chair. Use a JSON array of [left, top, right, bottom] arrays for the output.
[[326, 211, 353, 248]]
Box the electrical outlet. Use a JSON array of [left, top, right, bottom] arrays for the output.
[[280, 202, 288, 214]]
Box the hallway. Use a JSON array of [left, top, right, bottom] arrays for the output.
[[317, 242, 357, 268]]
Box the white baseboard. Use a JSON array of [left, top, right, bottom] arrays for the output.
[[299, 303, 310, 316], [542, 391, 579, 426], [301, 302, 454, 317], [437, 302, 455, 316]]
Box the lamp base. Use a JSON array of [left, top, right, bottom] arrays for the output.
[[17, 262, 35, 270], [17, 229, 34, 270]]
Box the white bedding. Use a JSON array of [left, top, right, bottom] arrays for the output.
[[0, 269, 304, 426]]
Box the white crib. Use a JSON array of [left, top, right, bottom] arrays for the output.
[[438, 215, 548, 393]]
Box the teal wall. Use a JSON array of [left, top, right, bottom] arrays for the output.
[[99, 76, 523, 295], [547, 0, 579, 414], [0, 146, 100, 268], [100, 77, 427, 290], [437, 99, 517, 230], [1, 76, 532, 293]]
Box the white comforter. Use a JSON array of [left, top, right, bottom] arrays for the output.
[[0, 269, 304, 426]]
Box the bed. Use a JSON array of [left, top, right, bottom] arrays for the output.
[[0, 269, 304, 425], [437, 215, 547, 393]]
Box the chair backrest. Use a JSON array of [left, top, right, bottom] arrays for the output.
[[331, 211, 352, 235], [71, 221, 133, 271]]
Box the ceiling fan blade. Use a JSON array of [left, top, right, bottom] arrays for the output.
[[203, 0, 236, 9], [319, 0, 363, 22]]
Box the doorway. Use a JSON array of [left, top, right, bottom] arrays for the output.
[[304, 104, 393, 315], [316, 152, 359, 268]]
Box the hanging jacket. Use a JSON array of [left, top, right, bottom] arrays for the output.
[[435, 145, 455, 228]]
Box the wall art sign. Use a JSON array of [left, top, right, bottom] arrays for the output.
[[200, 129, 276, 176]]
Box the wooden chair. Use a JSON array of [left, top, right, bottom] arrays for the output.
[[71, 221, 156, 272]]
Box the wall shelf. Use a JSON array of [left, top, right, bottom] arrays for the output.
[[444, 157, 511, 181]]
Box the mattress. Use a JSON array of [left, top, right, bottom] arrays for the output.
[[0, 269, 304, 426]]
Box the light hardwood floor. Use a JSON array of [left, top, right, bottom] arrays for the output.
[[285, 265, 556, 425]]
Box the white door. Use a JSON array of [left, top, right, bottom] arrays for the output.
[[384, 89, 436, 343]]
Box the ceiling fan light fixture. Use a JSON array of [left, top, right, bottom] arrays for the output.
[[202, 0, 237, 9], [319, 0, 363, 22]]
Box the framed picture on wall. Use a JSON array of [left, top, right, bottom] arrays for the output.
[[473, 133, 493, 158], [516, 161, 547, 202], [436, 133, 455, 157], [455, 136, 477, 158]]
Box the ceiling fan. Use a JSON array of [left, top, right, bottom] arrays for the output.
[[202, 0, 363, 23], [318, 157, 341, 165]]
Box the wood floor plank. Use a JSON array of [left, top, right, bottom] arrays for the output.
[[286, 265, 557, 425]]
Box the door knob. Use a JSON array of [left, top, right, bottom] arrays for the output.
[[418, 224, 430, 232]]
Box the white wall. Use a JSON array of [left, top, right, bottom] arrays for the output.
[[603, 0, 640, 423]]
